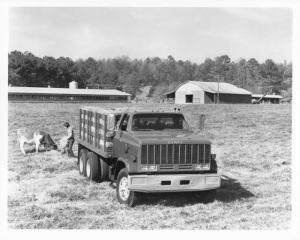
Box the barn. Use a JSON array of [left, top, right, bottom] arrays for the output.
[[163, 81, 252, 104], [8, 81, 131, 102]]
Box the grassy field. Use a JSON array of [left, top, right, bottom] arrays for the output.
[[8, 102, 291, 229]]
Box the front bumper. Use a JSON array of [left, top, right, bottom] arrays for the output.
[[128, 173, 221, 193]]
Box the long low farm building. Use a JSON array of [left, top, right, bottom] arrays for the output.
[[252, 94, 283, 104], [163, 81, 252, 104], [8, 82, 131, 102]]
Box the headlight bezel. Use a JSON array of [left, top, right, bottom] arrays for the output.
[[140, 165, 158, 172]]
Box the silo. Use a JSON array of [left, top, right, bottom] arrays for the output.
[[69, 81, 78, 89]]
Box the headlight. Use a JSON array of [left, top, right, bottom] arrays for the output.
[[141, 165, 157, 171], [195, 163, 210, 170]]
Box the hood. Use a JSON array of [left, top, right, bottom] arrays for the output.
[[131, 130, 211, 145]]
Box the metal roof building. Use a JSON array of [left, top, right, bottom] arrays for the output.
[[252, 94, 283, 104], [8, 82, 131, 102], [163, 81, 252, 104]]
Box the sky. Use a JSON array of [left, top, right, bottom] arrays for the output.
[[9, 7, 292, 64]]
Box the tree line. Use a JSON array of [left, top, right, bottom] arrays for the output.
[[8, 51, 292, 98]]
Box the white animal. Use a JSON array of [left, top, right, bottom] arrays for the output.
[[59, 136, 69, 153], [17, 128, 45, 154]]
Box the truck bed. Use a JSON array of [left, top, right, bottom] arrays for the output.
[[79, 108, 115, 158]]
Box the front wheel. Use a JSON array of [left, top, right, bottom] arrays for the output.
[[116, 169, 139, 207]]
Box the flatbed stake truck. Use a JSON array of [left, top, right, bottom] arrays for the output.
[[77, 107, 221, 206]]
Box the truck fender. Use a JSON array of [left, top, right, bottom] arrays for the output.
[[114, 158, 129, 180]]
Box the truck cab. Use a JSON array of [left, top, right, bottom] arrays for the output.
[[77, 107, 220, 206]]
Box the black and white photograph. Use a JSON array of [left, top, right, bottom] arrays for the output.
[[1, 1, 299, 233]]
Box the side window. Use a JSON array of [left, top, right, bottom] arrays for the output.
[[120, 114, 130, 131]]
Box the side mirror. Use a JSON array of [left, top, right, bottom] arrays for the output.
[[120, 120, 128, 131], [106, 130, 115, 138], [120, 125, 127, 131]]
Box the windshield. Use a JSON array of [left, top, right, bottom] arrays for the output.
[[132, 113, 189, 131]]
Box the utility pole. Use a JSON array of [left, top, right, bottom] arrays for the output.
[[217, 75, 220, 104]]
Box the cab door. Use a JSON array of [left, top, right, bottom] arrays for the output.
[[113, 113, 130, 157]]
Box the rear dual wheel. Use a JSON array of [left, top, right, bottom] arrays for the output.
[[86, 152, 100, 182], [79, 149, 88, 176], [80, 151, 109, 182]]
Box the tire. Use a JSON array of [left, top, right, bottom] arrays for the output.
[[116, 168, 139, 207], [99, 157, 109, 182], [195, 189, 217, 203], [78, 149, 88, 176], [86, 152, 100, 182]]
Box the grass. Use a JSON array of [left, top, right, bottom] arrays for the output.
[[8, 102, 291, 229]]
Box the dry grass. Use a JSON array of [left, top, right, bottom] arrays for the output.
[[8, 102, 291, 229]]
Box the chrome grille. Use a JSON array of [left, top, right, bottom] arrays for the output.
[[141, 143, 211, 166], [178, 164, 193, 170], [205, 144, 210, 164], [186, 144, 192, 164], [180, 144, 185, 163], [154, 145, 160, 164], [192, 144, 198, 163], [141, 145, 147, 162], [160, 164, 174, 170], [198, 144, 204, 163], [167, 145, 173, 164], [161, 145, 167, 164], [148, 145, 154, 164], [174, 144, 179, 164]]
